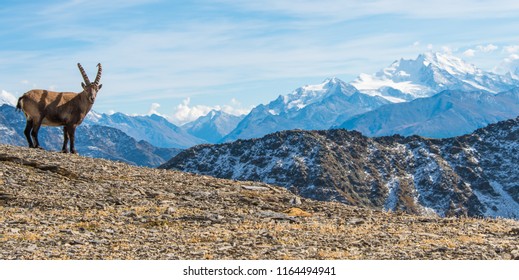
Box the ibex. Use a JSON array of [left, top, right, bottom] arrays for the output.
[[16, 63, 102, 154]]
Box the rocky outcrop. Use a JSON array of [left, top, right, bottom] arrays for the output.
[[161, 117, 519, 218], [1, 144, 519, 260]]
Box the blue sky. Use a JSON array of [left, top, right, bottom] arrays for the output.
[[1, 0, 519, 124]]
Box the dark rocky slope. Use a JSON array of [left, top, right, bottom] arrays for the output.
[[161, 117, 519, 218]]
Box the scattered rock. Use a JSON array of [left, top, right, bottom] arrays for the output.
[[284, 207, 312, 217], [242, 185, 270, 191], [347, 218, 365, 225], [289, 197, 302, 205], [1, 144, 518, 260], [164, 207, 176, 215], [26, 245, 37, 252]]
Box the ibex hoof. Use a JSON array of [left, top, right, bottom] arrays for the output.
[[61, 149, 69, 153]]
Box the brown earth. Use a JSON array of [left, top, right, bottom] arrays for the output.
[[1, 144, 518, 260]]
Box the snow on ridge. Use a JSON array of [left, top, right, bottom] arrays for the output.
[[284, 77, 345, 110], [473, 181, 519, 218], [351, 73, 428, 95], [350, 51, 519, 102], [0, 90, 17, 106], [424, 52, 478, 76], [461, 79, 493, 92]]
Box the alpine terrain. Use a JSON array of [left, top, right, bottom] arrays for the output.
[[85, 111, 206, 148], [222, 78, 389, 142], [2, 144, 519, 259], [182, 110, 244, 143], [161, 116, 519, 219], [351, 52, 519, 101], [339, 88, 519, 138], [222, 52, 519, 142]]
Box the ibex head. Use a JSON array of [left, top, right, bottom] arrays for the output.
[[77, 63, 103, 103]]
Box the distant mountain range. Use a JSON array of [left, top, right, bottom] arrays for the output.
[[351, 52, 519, 101], [50, 52, 519, 145], [182, 110, 244, 143], [161, 116, 519, 219], [0, 104, 180, 167], [218, 52, 519, 142], [85, 111, 206, 148], [221, 78, 390, 142], [2, 51, 518, 162], [339, 88, 519, 138]]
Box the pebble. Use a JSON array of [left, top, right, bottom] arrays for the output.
[[290, 197, 302, 205]]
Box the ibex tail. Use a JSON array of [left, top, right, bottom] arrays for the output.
[[16, 96, 24, 112]]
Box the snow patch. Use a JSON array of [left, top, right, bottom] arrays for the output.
[[473, 181, 519, 218]]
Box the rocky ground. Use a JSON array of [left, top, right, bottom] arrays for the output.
[[1, 144, 518, 260]]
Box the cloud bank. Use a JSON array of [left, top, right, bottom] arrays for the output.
[[160, 98, 251, 125]]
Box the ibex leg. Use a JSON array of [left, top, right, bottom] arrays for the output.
[[24, 120, 34, 148], [67, 125, 78, 154], [30, 120, 43, 149], [62, 126, 69, 153]]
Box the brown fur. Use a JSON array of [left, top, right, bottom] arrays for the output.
[[16, 63, 102, 154]]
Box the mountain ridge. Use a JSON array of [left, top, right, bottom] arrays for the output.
[[85, 111, 206, 149], [182, 110, 245, 143], [338, 88, 519, 138], [161, 115, 519, 219], [221, 77, 389, 142], [221, 52, 519, 142], [351, 52, 519, 101]]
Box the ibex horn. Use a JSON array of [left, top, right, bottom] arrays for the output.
[[77, 63, 91, 85], [94, 63, 102, 85]]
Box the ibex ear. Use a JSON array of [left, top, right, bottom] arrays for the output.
[[98, 84, 103, 90], [81, 82, 87, 90]]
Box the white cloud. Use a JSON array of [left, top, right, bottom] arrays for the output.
[[461, 44, 497, 58], [493, 54, 519, 74], [1, 90, 18, 106], [463, 49, 476, 57], [477, 44, 498, 53], [441, 46, 453, 54], [169, 97, 251, 125], [504, 45, 519, 54], [220, 101, 251, 117], [147, 102, 161, 115]]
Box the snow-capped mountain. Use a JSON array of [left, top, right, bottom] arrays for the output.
[[0, 90, 17, 106], [220, 52, 519, 143], [0, 104, 180, 167], [222, 78, 389, 142], [85, 112, 206, 148], [351, 52, 519, 102], [161, 116, 519, 218], [339, 88, 519, 138], [182, 110, 245, 143]]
